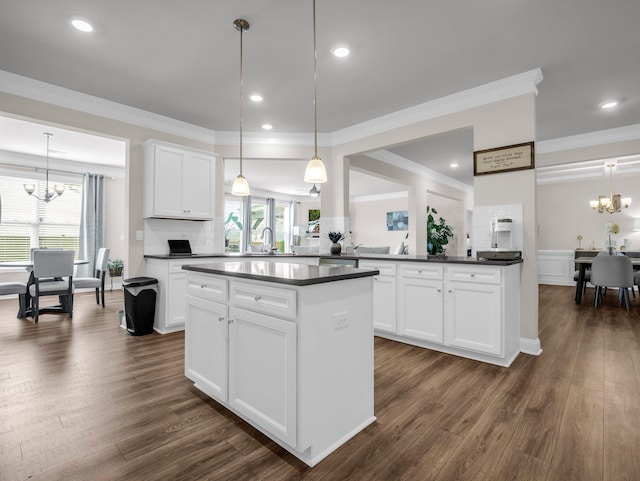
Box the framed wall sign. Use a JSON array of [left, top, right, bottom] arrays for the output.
[[474, 141, 535, 176]]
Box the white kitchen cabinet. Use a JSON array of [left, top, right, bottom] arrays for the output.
[[184, 264, 375, 467], [372, 260, 521, 367], [228, 306, 297, 447], [185, 296, 228, 403], [397, 276, 444, 343], [146, 258, 225, 334], [143, 140, 215, 220], [355, 260, 396, 333], [444, 280, 502, 355]]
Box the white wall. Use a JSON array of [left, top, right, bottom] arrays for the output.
[[537, 174, 640, 251], [349, 195, 409, 251], [427, 193, 465, 256]]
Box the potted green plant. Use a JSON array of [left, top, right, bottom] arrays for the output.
[[327, 231, 346, 255], [108, 258, 124, 276], [427, 206, 453, 255]]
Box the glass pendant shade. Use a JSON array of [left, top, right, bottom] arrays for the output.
[[231, 174, 250, 196], [24, 183, 36, 195], [54, 184, 66, 195], [304, 155, 327, 184]]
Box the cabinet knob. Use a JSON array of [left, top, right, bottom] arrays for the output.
[[218, 316, 224, 322], [254, 295, 261, 301], [437, 289, 441, 293], [227, 319, 234, 324], [200, 284, 207, 289], [448, 290, 453, 293], [418, 270, 423, 274], [470, 273, 475, 277]]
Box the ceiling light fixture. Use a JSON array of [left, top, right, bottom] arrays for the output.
[[589, 160, 631, 213], [450, 162, 459, 168], [250, 94, 263, 102], [262, 124, 273, 130], [71, 18, 94, 32], [231, 18, 251, 197], [600, 100, 618, 109], [309, 184, 321, 197], [332, 46, 350, 58], [24, 132, 65, 202], [304, 0, 328, 185]]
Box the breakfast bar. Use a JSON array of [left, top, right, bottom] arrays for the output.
[[182, 261, 378, 467]]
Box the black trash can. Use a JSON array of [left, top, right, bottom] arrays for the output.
[[123, 277, 158, 336]]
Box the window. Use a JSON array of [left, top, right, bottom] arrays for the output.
[[224, 199, 243, 253], [224, 196, 293, 254], [0, 174, 82, 262]]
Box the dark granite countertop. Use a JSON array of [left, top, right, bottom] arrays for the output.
[[145, 252, 522, 266], [182, 261, 379, 286]]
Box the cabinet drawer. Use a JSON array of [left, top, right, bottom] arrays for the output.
[[170, 259, 213, 273], [446, 266, 501, 284], [229, 281, 297, 320], [358, 261, 396, 276], [399, 263, 443, 280], [187, 273, 227, 302]]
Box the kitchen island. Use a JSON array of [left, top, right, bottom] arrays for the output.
[[182, 261, 378, 467]]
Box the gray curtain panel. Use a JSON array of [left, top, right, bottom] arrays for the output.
[[78, 173, 106, 277]]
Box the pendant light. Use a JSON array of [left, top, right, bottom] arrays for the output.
[[304, 0, 328, 184], [231, 18, 251, 196], [24, 132, 65, 202]]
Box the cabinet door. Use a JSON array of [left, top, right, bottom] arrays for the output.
[[228, 307, 297, 447], [183, 153, 213, 219], [397, 276, 443, 343], [444, 281, 502, 355], [152, 146, 185, 218], [185, 296, 228, 403], [372, 275, 397, 333], [167, 272, 187, 328]]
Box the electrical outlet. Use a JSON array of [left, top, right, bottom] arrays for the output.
[[333, 311, 348, 330], [135, 230, 144, 241]]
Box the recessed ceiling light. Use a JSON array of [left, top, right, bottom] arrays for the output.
[[262, 124, 273, 130], [71, 18, 94, 33], [332, 47, 350, 58], [250, 94, 263, 102], [450, 162, 459, 168], [600, 100, 618, 109]]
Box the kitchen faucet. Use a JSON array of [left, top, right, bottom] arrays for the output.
[[261, 227, 276, 254]]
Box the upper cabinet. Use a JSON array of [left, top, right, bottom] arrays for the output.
[[143, 140, 216, 220]]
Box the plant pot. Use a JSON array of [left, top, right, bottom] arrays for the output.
[[330, 243, 342, 255], [109, 269, 123, 277]]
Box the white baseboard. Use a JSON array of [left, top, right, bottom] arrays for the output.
[[520, 337, 542, 356]]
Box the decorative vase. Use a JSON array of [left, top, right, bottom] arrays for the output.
[[330, 243, 342, 255]]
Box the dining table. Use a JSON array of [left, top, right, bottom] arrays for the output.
[[1, 259, 88, 317], [574, 256, 640, 304]]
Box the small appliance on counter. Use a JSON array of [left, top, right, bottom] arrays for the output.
[[168, 239, 193, 256]]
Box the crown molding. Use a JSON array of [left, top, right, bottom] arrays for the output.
[[536, 154, 640, 184], [350, 191, 408, 203], [0, 150, 125, 178], [367, 150, 474, 194], [0, 70, 216, 144], [331, 68, 543, 146], [215, 130, 331, 147], [537, 124, 640, 154]]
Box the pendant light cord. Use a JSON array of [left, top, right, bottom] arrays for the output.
[[239, 23, 244, 177], [313, 0, 318, 158], [45, 132, 52, 191]]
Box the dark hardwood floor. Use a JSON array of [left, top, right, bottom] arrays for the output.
[[1, 285, 639, 480]]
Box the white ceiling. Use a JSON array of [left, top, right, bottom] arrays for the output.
[[1, 0, 639, 192]]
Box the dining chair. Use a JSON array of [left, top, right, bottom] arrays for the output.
[[0, 282, 28, 318], [73, 248, 110, 307], [28, 250, 75, 323], [591, 254, 634, 311]]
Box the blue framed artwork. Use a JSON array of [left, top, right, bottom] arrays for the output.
[[386, 211, 408, 231]]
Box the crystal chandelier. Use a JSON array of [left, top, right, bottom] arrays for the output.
[[589, 161, 631, 214], [24, 132, 65, 202]]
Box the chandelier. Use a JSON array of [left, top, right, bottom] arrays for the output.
[[589, 161, 631, 214], [309, 184, 321, 197], [24, 132, 65, 202]]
